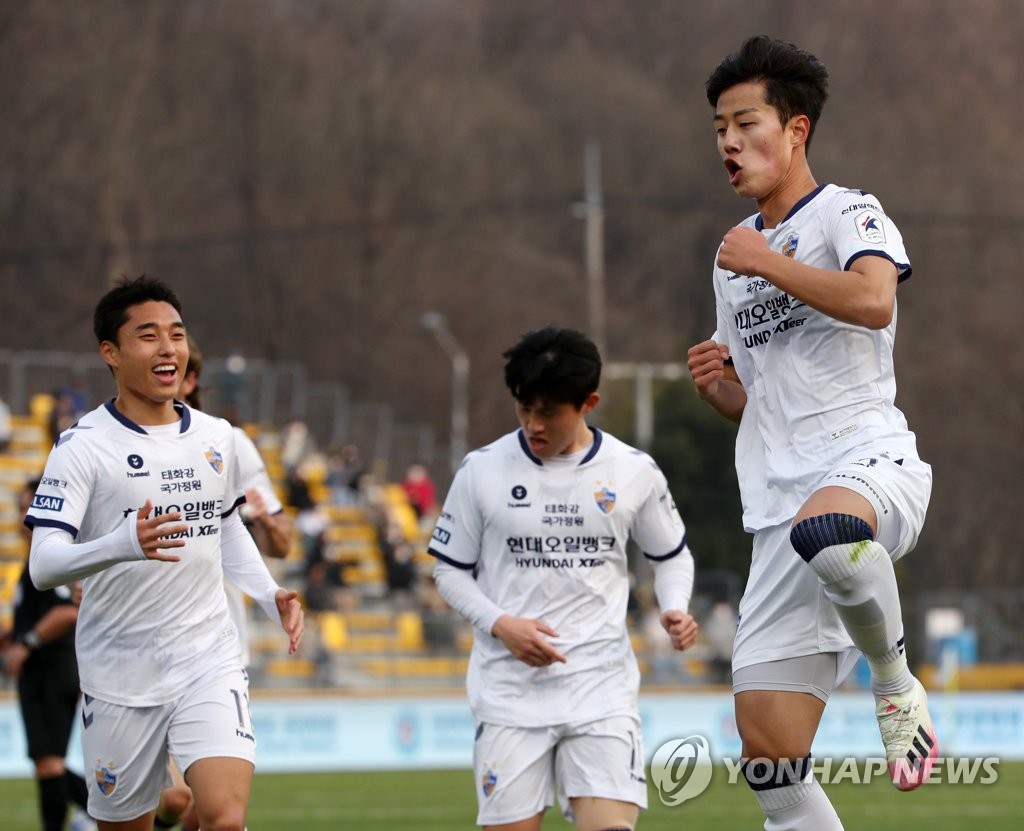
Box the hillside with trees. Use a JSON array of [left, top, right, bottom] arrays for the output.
[[1, 0, 1021, 592]]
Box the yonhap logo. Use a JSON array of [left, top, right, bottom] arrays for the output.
[[650, 735, 713, 805]]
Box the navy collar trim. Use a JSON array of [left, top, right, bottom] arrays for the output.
[[104, 398, 190, 434], [516, 427, 602, 466], [754, 183, 828, 231]]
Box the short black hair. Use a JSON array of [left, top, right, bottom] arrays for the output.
[[503, 326, 601, 409], [706, 35, 829, 150], [93, 275, 183, 345]]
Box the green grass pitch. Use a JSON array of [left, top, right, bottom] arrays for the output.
[[1, 763, 1020, 829]]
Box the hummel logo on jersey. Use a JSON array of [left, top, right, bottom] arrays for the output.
[[508, 484, 530, 508], [126, 453, 150, 478]]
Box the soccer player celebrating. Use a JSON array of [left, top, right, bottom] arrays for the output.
[[430, 325, 698, 831], [687, 36, 935, 829], [26, 276, 304, 831]]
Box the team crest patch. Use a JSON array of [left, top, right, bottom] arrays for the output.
[[855, 210, 886, 244], [481, 768, 498, 797], [204, 446, 224, 475], [594, 485, 616, 514], [94, 761, 117, 796], [782, 233, 799, 258]]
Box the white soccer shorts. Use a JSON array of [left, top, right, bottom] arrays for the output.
[[81, 664, 255, 822], [473, 714, 647, 826], [733, 447, 931, 673]]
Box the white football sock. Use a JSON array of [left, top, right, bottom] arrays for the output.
[[808, 539, 914, 695], [751, 769, 843, 831]]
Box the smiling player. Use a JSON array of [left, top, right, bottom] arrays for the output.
[[26, 275, 303, 831]]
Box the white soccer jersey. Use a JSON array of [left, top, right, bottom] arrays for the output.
[[429, 428, 688, 727], [26, 400, 246, 706], [224, 425, 284, 666], [713, 184, 924, 532]]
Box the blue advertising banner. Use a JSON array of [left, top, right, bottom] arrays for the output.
[[1, 691, 1020, 778]]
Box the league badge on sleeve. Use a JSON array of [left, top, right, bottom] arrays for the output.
[[855, 210, 886, 244], [204, 445, 225, 475]]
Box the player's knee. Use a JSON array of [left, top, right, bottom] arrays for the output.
[[156, 785, 192, 821], [742, 754, 812, 792], [790, 513, 873, 563], [195, 807, 246, 831]]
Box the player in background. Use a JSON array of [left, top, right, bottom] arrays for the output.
[[430, 325, 699, 831], [687, 36, 935, 830], [1, 479, 95, 831], [180, 336, 293, 659], [26, 275, 304, 831], [153, 335, 295, 831]]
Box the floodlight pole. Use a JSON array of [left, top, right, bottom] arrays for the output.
[[422, 311, 470, 473], [573, 137, 607, 358]]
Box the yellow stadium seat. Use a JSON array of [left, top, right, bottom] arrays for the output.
[[394, 611, 425, 651], [318, 611, 349, 651], [29, 393, 55, 427], [0, 561, 23, 603]]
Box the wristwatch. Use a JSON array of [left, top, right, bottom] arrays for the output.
[[17, 631, 42, 650]]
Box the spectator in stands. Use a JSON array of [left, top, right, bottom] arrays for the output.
[[279, 417, 316, 476], [400, 462, 437, 522], [47, 385, 85, 446], [378, 517, 417, 610], [419, 578, 459, 654], [703, 600, 738, 685], [303, 562, 339, 613], [325, 443, 366, 506], [0, 394, 11, 452]]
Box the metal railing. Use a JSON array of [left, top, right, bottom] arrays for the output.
[[0, 349, 437, 481]]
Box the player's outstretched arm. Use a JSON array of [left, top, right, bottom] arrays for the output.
[[30, 502, 186, 590], [687, 340, 745, 423], [220, 510, 287, 623], [135, 499, 188, 561], [432, 559, 566, 666]]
